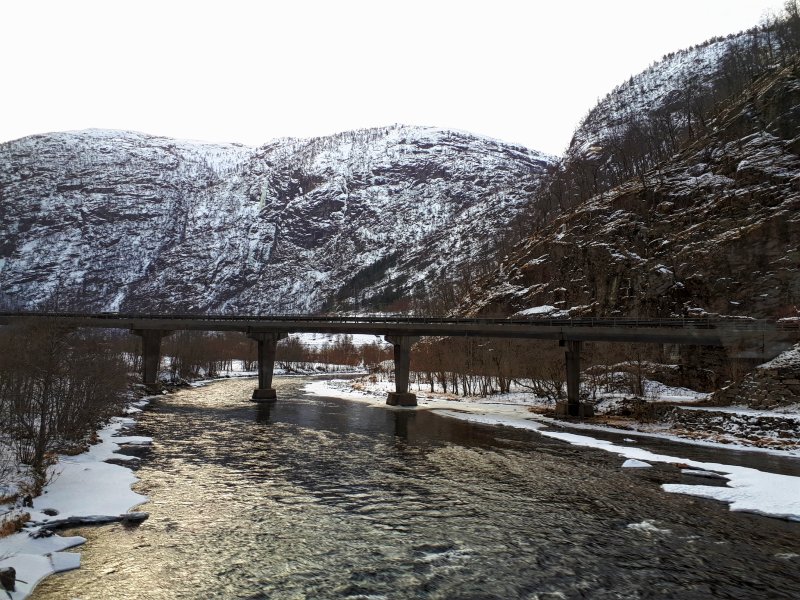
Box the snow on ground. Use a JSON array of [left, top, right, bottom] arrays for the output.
[[538, 414, 800, 458], [319, 374, 799, 455], [206, 360, 365, 380], [290, 332, 389, 348], [303, 378, 548, 418], [433, 410, 545, 432], [275, 362, 366, 376], [757, 343, 800, 370], [591, 374, 708, 414], [642, 379, 709, 402], [161, 360, 367, 391], [513, 305, 570, 318], [306, 377, 800, 521], [626, 520, 671, 534], [0, 399, 152, 599]]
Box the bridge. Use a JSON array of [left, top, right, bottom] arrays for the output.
[[1, 312, 796, 416]]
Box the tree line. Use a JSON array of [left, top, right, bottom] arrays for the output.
[[0, 321, 128, 492], [404, 338, 725, 401]]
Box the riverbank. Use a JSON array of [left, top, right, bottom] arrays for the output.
[[0, 398, 152, 599], [304, 377, 800, 521]]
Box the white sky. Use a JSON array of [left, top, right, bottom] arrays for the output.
[[0, 0, 788, 156]]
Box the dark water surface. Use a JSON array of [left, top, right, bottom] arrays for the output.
[[35, 377, 800, 599]]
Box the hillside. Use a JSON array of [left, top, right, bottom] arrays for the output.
[[0, 126, 553, 313], [538, 19, 799, 219], [465, 59, 800, 321]]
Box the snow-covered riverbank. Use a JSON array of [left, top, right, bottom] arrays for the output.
[[304, 377, 800, 522], [0, 398, 152, 599]]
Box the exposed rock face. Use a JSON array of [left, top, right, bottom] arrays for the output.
[[713, 344, 800, 408], [467, 60, 800, 321], [0, 126, 553, 313]]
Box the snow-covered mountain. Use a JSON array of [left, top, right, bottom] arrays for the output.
[[0, 125, 553, 313]]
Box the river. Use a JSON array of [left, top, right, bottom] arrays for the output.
[[34, 377, 800, 599]]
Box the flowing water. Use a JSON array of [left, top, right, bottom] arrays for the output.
[[35, 377, 800, 599]]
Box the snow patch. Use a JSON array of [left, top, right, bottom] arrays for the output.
[[622, 459, 652, 468], [627, 520, 671, 534], [540, 430, 800, 521], [514, 305, 569, 317]]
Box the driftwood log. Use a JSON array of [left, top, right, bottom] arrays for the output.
[[30, 512, 149, 538]]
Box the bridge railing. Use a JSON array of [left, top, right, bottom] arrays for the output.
[[0, 311, 796, 332]]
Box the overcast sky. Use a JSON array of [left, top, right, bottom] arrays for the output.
[[0, 0, 788, 155]]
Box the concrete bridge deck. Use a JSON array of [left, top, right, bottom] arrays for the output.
[[0, 312, 792, 342], [1, 312, 796, 415]]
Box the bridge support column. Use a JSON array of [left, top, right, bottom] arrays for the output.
[[385, 335, 419, 406], [248, 332, 286, 402], [556, 340, 594, 418], [131, 329, 172, 392]]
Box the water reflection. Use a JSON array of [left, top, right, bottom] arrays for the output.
[[393, 410, 415, 440], [34, 377, 800, 600], [254, 402, 273, 424]]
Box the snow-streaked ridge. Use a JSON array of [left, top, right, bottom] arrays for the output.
[[0, 125, 554, 313]]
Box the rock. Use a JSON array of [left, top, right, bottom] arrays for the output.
[[120, 512, 149, 525], [32, 528, 55, 538], [0, 567, 15, 592]]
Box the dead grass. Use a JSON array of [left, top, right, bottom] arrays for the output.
[[0, 511, 30, 538]]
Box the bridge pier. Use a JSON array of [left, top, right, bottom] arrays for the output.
[[556, 340, 594, 418], [131, 329, 172, 391], [385, 335, 419, 406], [248, 332, 286, 402]]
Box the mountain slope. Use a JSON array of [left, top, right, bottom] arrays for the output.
[[0, 126, 553, 313], [465, 59, 800, 320], [537, 21, 798, 219]]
